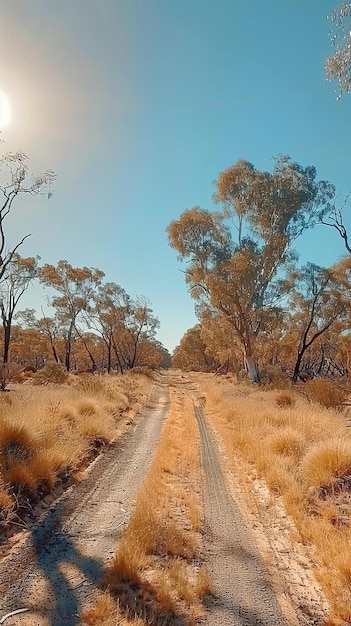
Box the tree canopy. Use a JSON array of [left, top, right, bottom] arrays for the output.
[[167, 157, 335, 383], [326, 2, 351, 97]]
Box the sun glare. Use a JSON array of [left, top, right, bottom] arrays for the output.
[[0, 92, 11, 129]]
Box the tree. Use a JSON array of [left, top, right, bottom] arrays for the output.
[[16, 308, 63, 364], [0, 254, 39, 389], [326, 3, 351, 97], [0, 150, 55, 281], [319, 192, 351, 255], [40, 260, 104, 371], [167, 157, 334, 383], [87, 282, 132, 373], [286, 261, 348, 382], [115, 297, 160, 371], [172, 325, 216, 371]]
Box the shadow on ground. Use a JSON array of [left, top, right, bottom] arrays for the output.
[[18, 501, 104, 626]]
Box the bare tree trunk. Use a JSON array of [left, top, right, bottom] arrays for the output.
[[75, 327, 97, 371], [245, 353, 260, 383], [292, 351, 304, 383]]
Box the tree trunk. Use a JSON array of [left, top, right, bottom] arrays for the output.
[[244, 352, 260, 383], [1, 320, 11, 391], [65, 322, 75, 371], [2, 320, 11, 366], [107, 337, 112, 374], [292, 351, 304, 383], [49, 336, 60, 363], [76, 331, 97, 371]]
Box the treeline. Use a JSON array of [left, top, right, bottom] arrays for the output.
[[0, 150, 169, 388], [9, 259, 169, 374], [168, 157, 351, 384], [1, 260, 170, 384]]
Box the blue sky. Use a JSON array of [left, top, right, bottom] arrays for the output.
[[0, 0, 350, 352]]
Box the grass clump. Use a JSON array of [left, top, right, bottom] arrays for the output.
[[268, 427, 306, 460], [275, 392, 295, 408], [305, 379, 349, 411], [0, 421, 36, 469], [300, 438, 351, 490]]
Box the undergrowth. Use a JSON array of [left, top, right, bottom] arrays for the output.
[[0, 371, 153, 535]]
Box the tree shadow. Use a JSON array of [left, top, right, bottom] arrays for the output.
[[26, 501, 104, 625], [105, 576, 189, 626]]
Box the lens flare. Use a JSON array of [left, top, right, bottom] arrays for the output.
[[0, 92, 11, 129]]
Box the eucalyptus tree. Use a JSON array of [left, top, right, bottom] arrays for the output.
[[172, 325, 216, 372], [0, 150, 55, 281], [0, 254, 39, 388], [15, 308, 63, 364], [326, 2, 351, 97], [40, 260, 104, 371], [117, 297, 160, 371], [285, 261, 348, 382], [87, 282, 132, 373], [167, 156, 334, 383]]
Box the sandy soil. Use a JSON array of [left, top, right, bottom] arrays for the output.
[[0, 372, 330, 625]]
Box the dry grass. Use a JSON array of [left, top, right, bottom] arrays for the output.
[[0, 371, 153, 533], [275, 392, 295, 408], [304, 379, 349, 411], [192, 372, 351, 623], [300, 439, 351, 489], [84, 386, 210, 625]]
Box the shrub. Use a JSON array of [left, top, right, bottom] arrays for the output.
[[32, 362, 69, 385], [129, 366, 155, 380], [305, 379, 348, 411], [74, 374, 105, 395], [275, 392, 295, 408]]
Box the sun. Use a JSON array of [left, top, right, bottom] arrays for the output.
[[0, 92, 11, 129]]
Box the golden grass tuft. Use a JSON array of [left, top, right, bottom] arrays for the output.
[[0, 421, 36, 469], [5, 463, 37, 493], [106, 537, 146, 585], [275, 392, 295, 408], [74, 375, 105, 395], [81, 594, 117, 626], [300, 438, 351, 489], [268, 427, 306, 459], [76, 399, 98, 416]]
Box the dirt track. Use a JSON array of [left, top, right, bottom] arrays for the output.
[[0, 372, 328, 625]]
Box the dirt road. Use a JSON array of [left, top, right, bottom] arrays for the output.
[[0, 372, 327, 625]]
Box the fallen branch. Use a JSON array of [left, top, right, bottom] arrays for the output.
[[0, 608, 30, 623]]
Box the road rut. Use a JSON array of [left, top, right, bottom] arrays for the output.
[[175, 375, 290, 626]]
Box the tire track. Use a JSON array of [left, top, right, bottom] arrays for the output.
[[180, 376, 290, 626]]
